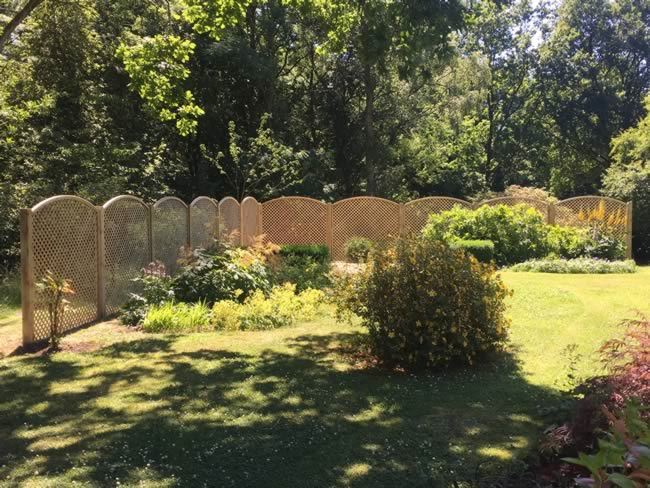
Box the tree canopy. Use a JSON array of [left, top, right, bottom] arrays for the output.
[[0, 0, 649, 264]]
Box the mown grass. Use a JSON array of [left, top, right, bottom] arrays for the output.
[[0, 269, 648, 487]]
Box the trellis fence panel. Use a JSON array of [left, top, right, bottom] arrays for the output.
[[219, 197, 241, 244], [21, 193, 632, 347], [103, 196, 150, 316]]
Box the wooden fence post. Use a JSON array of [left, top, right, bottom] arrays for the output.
[[147, 205, 154, 263], [20, 209, 35, 346], [257, 203, 263, 237], [326, 203, 333, 255], [187, 205, 192, 250], [626, 201, 633, 260], [240, 199, 245, 246], [96, 206, 106, 320], [548, 203, 556, 225], [398, 203, 405, 236]]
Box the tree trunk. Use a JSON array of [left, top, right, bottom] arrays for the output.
[[0, 0, 46, 53]]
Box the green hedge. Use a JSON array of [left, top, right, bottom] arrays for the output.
[[450, 240, 495, 263], [279, 244, 330, 263]]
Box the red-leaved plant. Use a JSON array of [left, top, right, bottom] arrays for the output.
[[597, 315, 650, 412]]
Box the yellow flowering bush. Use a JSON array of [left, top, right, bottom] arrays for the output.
[[211, 284, 325, 331], [334, 238, 511, 371]]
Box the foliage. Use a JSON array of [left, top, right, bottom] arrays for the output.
[[334, 238, 510, 371], [597, 315, 650, 410], [211, 284, 325, 331], [546, 226, 593, 259], [117, 35, 204, 136], [563, 401, 650, 488], [279, 244, 330, 264], [35, 270, 75, 349], [142, 301, 211, 333], [422, 204, 551, 266], [120, 273, 175, 327], [172, 246, 272, 305], [546, 226, 626, 261], [344, 237, 374, 263], [204, 115, 306, 200], [273, 254, 331, 292], [509, 258, 636, 274], [604, 94, 650, 261], [449, 239, 495, 263]]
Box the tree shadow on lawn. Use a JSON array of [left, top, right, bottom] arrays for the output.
[[0, 334, 568, 487]]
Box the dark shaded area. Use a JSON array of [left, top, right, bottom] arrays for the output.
[[0, 333, 568, 487]]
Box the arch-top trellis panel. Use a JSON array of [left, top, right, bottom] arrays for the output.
[[332, 197, 400, 260], [152, 197, 188, 275], [404, 197, 471, 236], [556, 196, 629, 241], [479, 197, 550, 220], [28, 196, 99, 342], [219, 197, 241, 244], [103, 196, 151, 316], [190, 197, 219, 250], [261, 197, 328, 246], [241, 197, 260, 246]]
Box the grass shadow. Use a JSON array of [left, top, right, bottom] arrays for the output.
[[0, 332, 569, 487]]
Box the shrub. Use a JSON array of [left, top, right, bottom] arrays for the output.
[[279, 244, 330, 264], [334, 238, 511, 371], [449, 239, 494, 263], [509, 258, 636, 274], [546, 226, 591, 259], [121, 274, 175, 326], [422, 204, 550, 266], [274, 244, 331, 292], [142, 301, 211, 332], [582, 227, 626, 261], [345, 237, 374, 263], [172, 246, 272, 305], [596, 315, 650, 410], [212, 284, 325, 331]]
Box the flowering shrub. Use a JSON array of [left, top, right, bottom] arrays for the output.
[[211, 284, 325, 331], [334, 238, 511, 371], [422, 204, 550, 265], [509, 258, 636, 274]]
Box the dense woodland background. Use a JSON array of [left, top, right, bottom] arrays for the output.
[[1, 0, 649, 266]]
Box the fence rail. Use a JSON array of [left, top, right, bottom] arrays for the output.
[[20, 194, 632, 346]]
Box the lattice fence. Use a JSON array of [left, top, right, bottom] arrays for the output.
[[20, 193, 632, 346], [190, 197, 219, 250], [403, 197, 472, 236], [25, 197, 99, 342], [241, 197, 260, 246], [103, 196, 150, 316], [219, 197, 241, 244], [153, 197, 188, 275], [332, 197, 401, 260], [261, 197, 329, 246]]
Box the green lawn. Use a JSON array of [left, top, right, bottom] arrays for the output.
[[0, 269, 649, 487]]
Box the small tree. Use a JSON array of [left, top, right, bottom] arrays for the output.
[[36, 270, 74, 350]]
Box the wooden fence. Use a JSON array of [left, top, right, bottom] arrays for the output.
[[20, 194, 632, 346]]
